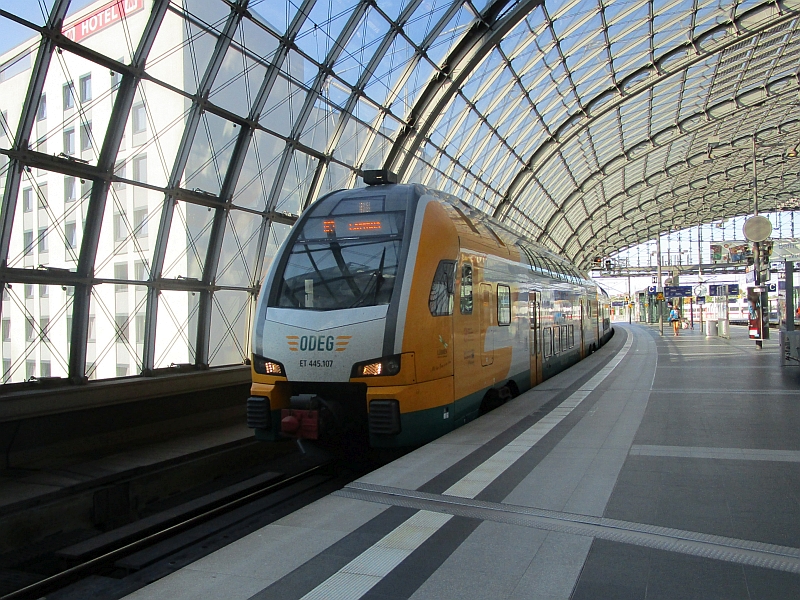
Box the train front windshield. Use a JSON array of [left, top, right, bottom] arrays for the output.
[[273, 193, 408, 310]]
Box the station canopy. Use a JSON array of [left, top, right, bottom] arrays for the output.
[[0, 0, 799, 381]]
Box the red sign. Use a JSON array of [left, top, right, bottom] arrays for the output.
[[62, 0, 145, 44]]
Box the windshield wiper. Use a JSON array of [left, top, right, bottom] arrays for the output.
[[349, 248, 388, 308]]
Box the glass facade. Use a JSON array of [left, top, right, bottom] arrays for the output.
[[0, 0, 798, 384]]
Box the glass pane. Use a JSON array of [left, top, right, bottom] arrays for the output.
[[6, 170, 84, 270], [162, 200, 214, 280], [183, 112, 238, 195], [123, 82, 188, 190], [259, 66, 308, 137], [260, 221, 291, 283], [1, 284, 72, 383], [0, 33, 40, 150], [208, 17, 278, 116], [248, 0, 300, 36], [232, 129, 284, 211], [294, 0, 362, 65], [36, 48, 115, 167], [95, 181, 159, 280], [208, 290, 250, 366], [276, 151, 319, 215], [153, 290, 199, 368], [215, 209, 263, 287], [86, 282, 147, 379]]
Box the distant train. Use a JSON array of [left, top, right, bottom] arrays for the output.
[[247, 172, 612, 448]]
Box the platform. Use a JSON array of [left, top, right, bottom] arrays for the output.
[[121, 323, 800, 600]]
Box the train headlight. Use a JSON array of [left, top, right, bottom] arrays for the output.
[[252, 355, 285, 376], [351, 354, 401, 378]]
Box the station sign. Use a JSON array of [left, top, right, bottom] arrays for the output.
[[696, 296, 706, 305], [708, 284, 739, 296], [647, 285, 656, 294], [663, 285, 692, 298], [611, 301, 625, 307]]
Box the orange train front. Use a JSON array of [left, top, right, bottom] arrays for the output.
[[248, 172, 612, 448]]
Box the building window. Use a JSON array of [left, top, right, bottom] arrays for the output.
[[24, 284, 34, 299], [114, 210, 127, 242], [460, 263, 473, 315], [81, 178, 92, 200], [88, 316, 96, 342], [40, 317, 49, 341], [132, 103, 146, 134], [135, 313, 145, 342], [36, 93, 46, 121], [25, 319, 34, 341], [133, 208, 148, 238], [497, 284, 511, 326], [113, 161, 126, 189], [64, 176, 76, 202], [132, 154, 146, 182], [114, 263, 128, 292], [116, 364, 129, 377], [26, 360, 36, 380], [80, 121, 92, 152], [65, 222, 77, 250], [429, 260, 456, 316], [63, 127, 75, 155], [23, 230, 33, 256], [79, 74, 91, 103], [115, 314, 129, 343], [41, 360, 51, 378], [37, 228, 48, 254], [110, 70, 122, 90], [22, 187, 33, 212], [37, 182, 47, 209], [63, 82, 75, 110], [3, 358, 10, 383], [134, 260, 147, 281], [2, 318, 10, 341], [39, 284, 48, 298]]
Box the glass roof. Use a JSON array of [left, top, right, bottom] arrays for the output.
[[0, 0, 799, 383]]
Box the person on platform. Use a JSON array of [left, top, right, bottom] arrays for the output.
[[668, 305, 681, 336]]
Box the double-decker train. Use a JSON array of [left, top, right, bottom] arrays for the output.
[[247, 172, 612, 448]]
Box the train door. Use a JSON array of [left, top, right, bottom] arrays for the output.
[[529, 294, 542, 385], [579, 299, 586, 358], [479, 282, 494, 366]]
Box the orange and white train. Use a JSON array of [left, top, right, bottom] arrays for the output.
[[248, 172, 612, 448]]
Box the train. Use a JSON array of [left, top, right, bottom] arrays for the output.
[[247, 171, 612, 448]]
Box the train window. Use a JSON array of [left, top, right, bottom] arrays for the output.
[[560, 325, 567, 351], [460, 263, 473, 314], [569, 324, 575, 348], [497, 285, 511, 325], [273, 192, 408, 310], [429, 260, 456, 316], [543, 327, 552, 358], [553, 326, 561, 354]]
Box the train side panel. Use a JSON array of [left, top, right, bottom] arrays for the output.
[[367, 198, 459, 447]]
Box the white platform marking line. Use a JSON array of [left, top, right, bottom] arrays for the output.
[[301, 333, 634, 600]]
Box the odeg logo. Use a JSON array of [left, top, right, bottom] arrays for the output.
[[287, 335, 352, 352]]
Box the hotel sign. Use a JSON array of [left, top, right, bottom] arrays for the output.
[[63, 0, 145, 44]]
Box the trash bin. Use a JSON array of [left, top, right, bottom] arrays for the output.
[[706, 320, 717, 337]]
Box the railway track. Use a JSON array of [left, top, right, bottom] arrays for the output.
[[0, 443, 385, 600]]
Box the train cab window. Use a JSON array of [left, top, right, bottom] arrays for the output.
[[568, 324, 575, 348], [429, 260, 456, 316], [460, 263, 473, 314], [273, 191, 408, 310], [543, 327, 552, 358], [497, 284, 511, 325]]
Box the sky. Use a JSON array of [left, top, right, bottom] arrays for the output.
[[0, 0, 95, 56]]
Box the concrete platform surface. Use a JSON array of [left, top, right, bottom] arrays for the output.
[[120, 324, 800, 600]]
